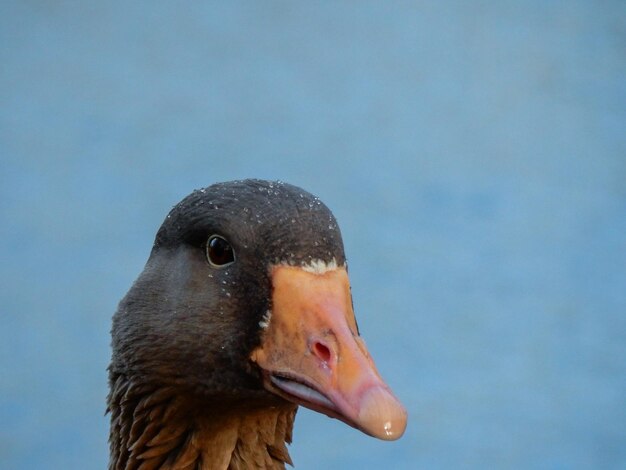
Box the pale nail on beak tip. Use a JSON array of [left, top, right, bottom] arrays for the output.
[[357, 386, 408, 441]]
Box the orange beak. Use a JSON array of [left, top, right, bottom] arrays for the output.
[[251, 264, 407, 441]]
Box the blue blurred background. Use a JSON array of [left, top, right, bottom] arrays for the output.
[[1, 2, 625, 469]]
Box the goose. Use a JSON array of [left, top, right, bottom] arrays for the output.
[[108, 179, 407, 469]]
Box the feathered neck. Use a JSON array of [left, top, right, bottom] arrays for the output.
[[107, 372, 297, 470]]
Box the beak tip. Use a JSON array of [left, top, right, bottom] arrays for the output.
[[357, 386, 408, 441]]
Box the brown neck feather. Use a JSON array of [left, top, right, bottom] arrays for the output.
[[107, 373, 297, 470]]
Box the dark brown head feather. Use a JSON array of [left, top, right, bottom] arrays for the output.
[[108, 179, 345, 469]]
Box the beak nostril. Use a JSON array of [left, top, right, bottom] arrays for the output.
[[312, 341, 332, 363]]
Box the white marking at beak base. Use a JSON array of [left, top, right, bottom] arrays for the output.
[[300, 258, 340, 275], [259, 310, 272, 329]]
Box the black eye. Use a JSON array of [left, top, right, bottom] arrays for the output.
[[206, 235, 235, 267]]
